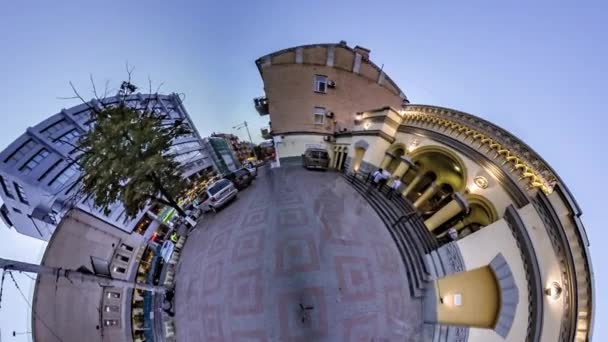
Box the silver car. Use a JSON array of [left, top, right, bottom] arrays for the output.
[[200, 179, 238, 212]]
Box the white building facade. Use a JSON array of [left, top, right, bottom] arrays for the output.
[[0, 93, 213, 240]]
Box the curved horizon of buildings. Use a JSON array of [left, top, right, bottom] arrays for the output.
[[253, 41, 594, 341]]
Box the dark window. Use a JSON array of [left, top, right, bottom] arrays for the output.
[[106, 292, 121, 299], [12, 207, 22, 214], [112, 266, 126, 274], [115, 254, 130, 263], [38, 159, 63, 181], [0, 175, 15, 199], [13, 182, 28, 204], [40, 119, 70, 139], [53, 129, 81, 147], [48, 163, 79, 191], [20, 149, 50, 175], [4, 139, 36, 164], [121, 244, 134, 252], [314, 75, 328, 93]]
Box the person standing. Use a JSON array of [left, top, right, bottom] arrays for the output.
[[387, 176, 402, 199], [371, 168, 384, 189]]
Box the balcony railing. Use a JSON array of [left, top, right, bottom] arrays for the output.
[[253, 96, 269, 116]]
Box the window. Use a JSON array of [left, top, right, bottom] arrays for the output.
[[38, 160, 62, 181], [40, 119, 70, 139], [48, 163, 79, 191], [104, 305, 120, 313], [0, 175, 14, 199], [20, 149, 50, 175], [115, 254, 130, 263], [106, 292, 121, 299], [13, 182, 28, 204], [121, 244, 134, 252], [313, 107, 326, 125], [173, 150, 203, 163], [103, 319, 119, 327], [168, 141, 201, 154], [53, 129, 81, 147], [112, 266, 126, 274], [4, 139, 36, 164], [314, 75, 328, 93]]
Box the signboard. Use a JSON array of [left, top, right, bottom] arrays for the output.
[[160, 240, 175, 263]]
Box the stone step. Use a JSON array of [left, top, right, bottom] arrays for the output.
[[345, 174, 427, 297]]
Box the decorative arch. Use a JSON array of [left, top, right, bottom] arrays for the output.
[[387, 142, 407, 155], [465, 194, 499, 225], [409, 145, 468, 193], [353, 139, 369, 150]]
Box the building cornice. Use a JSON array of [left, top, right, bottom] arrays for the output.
[[403, 105, 557, 194]]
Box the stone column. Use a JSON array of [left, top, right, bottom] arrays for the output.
[[379, 152, 395, 169], [337, 150, 345, 170], [392, 155, 414, 178], [402, 172, 424, 197], [413, 182, 440, 209], [424, 193, 469, 232]]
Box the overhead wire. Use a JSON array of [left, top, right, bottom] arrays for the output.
[[7, 271, 64, 342]]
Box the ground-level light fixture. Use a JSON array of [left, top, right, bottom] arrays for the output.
[[545, 282, 562, 300]]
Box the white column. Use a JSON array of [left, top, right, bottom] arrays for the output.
[[424, 193, 469, 232], [413, 182, 441, 209]]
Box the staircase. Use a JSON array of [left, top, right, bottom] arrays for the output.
[[343, 171, 439, 298]]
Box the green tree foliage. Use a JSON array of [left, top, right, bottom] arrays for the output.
[[78, 98, 192, 219]]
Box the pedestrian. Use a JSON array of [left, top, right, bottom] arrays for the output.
[[371, 168, 384, 189], [387, 176, 402, 199], [448, 227, 459, 241]]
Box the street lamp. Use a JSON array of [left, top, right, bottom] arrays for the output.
[[232, 121, 259, 160]]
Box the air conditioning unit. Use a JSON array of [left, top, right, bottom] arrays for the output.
[[325, 111, 335, 118], [327, 80, 336, 88], [323, 135, 334, 142], [340, 128, 348, 133]]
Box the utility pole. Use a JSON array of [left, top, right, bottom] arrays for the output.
[[233, 121, 259, 160], [0, 257, 168, 294]]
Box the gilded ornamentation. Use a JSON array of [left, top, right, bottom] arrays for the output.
[[474, 176, 489, 189], [404, 107, 557, 194]]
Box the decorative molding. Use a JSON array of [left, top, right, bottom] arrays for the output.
[[437, 242, 465, 275], [504, 206, 543, 342], [351, 129, 395, 144], [489, 253, 520, 338], [353, 139, 369, 150], [531, 193, 577, 342], [403, 106, 557, 194], [398, 126, 529, 208]]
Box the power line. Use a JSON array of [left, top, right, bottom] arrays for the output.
[[7, 271, 64, 342]]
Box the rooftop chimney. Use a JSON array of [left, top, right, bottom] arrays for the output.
[[354, 45, 371, 60]]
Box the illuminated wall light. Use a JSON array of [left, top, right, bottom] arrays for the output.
[[407, 139, 419, 152], [545, 282, 562, 300], [473, 176, 489, 189], [364, 122, 371, 130]]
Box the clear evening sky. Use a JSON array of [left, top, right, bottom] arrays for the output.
[[1, 1, 606, 341]]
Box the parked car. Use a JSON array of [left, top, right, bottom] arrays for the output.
[[224, 168, 254, 190], [302, 148, 330, 170], [199, 179, 238, 212], [243, 162, 258, 177]]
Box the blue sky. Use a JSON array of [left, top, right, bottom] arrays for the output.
[[0, 1, 606, 340]]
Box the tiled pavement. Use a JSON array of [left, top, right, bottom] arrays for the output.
[[174, 166, 423, 341]]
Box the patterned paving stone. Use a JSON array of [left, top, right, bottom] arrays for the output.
[[335, 256, 376, 302], [276, 234, 321, 276], [174, 166, 423, 341]]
